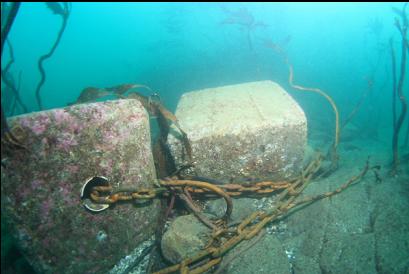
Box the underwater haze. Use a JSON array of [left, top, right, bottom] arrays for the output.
[[3, 3, 406, 115], [2, 2, 409, 274]]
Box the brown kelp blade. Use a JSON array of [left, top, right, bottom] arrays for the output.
[[1, 105, 9, 139], [125, 91, 192, 163], [106, 84, 153, 95], [156, 104, 192, 163], [1, 3, 23, 148], [46, 2, 65, 16], [70, 84, 193, 164], [69, 87, 112, 105], [71, 84, 154, 105], [123, 91, 151, 110]]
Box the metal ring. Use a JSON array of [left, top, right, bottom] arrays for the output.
[[80, 176, 110, 212]]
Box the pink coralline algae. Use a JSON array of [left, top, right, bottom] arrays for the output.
[[117, 126, 133, 141], [127, 112, 144, 123], [14, 179, 43, 205], [66, 165, 79, 173], [53, 109, 73, 125], [98, 124, 134, 153], [40, 198, 54, 222], [90, 107, 104, 121], [20, 113, 51, 135], [69, 121, 85, 134], [100, 158, 114, 175], [31, 180, 43, 190], [56, 132, 78, 152], [39, 138, 50, 157], [59, 184, 71, 197], [18, 187, 32, 201], [103, 116, 139, 145], [2, 99, 160, 273], [78, 102, 106, 114], [103, 129, 120, 146], [41, 238, 51, 249], [31, 123, 47, 135], [53, 109, 85, 134], [59, 183, 76, 206]]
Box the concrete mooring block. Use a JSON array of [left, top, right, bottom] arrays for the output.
[[168, 80, 307, 183], [1, 99, 160, 273]]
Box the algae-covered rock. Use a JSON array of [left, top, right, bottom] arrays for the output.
[[161, 214, 211, 264], [161, 212, 292, 274], [168, 80, 307, 183], [1, 99, 161, 274]]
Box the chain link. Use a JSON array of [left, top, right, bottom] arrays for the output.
[[89, 179, 292, 205], [154, 156, 370, 274], [84, 155, 370, 274]]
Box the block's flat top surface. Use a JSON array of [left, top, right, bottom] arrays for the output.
[[176, 80, 306, 140]]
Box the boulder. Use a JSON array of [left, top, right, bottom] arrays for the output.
[[161, 213, 291, 274], [220, 232, 291, 274], [275, 158, 409, 274], [1, 99, 161, 274], [161, 214, 211, 264], [168, 80, 307, 183]]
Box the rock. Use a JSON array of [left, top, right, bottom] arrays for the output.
[[109, 236, 155, 274], [278, 192, 329, 273], [219, 233, 291, 274], [203, 196, 283, 225], [162, 196, 278, 265], [372, 178, 409, 274], [161, 214, 211, 263], [161, 213, 292, 274], [1, 99, 161, 274], [275, 157, 409, 274], [204, 197, 258, 223], [160, 158, 409, 273], [168, 80, 307, 183], [320, 233, 376, 273]]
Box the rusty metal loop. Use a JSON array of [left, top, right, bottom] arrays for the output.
[[159, 179, 233, 221], [80, 176, 110, 212]]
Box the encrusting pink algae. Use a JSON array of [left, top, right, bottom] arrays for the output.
[[1, 99, 161, 274]]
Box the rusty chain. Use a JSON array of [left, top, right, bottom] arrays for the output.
[[87, 177, 292, 223], [84, 153, 371, 274], [89, 179, 291, 204], [0, 81, 372, 274], [153, 156, 370, 274], [187, 180, 291, 196]]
